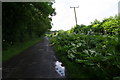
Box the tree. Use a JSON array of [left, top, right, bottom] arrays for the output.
[[2, 2, 56, 50]]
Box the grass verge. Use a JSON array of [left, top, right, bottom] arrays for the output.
[[3, 37, 43, 62]]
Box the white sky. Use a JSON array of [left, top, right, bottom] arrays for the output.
[[51, 0, 120, 31]]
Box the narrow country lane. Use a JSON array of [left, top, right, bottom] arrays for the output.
[[2, 37, 64, 79]]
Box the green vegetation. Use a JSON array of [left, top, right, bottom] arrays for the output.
[[3, 37, 42, 62], [2, 2, 55, 61], [48, 15, 120, 79]]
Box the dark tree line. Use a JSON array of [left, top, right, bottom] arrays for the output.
[[2, 2, 55, 50]]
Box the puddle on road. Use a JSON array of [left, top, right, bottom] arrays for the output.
[[55, 61, 65, 77], [45, 37, 49, 40]]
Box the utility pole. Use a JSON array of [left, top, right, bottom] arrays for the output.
[[70, 6, 79, 26]]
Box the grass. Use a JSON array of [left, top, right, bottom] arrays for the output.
[[3, 37, 43, 62]]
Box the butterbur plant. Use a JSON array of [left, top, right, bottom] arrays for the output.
[[47, 15, 120, 79]]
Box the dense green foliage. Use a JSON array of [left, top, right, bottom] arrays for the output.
[[2, 2, 55, 61], [2, 2, 55, 50], [48, 15, 120, 79]]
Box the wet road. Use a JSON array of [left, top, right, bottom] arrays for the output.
[[2, 37, 63, 79]]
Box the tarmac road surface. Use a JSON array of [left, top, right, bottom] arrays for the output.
[[2, 37, 64, 79]]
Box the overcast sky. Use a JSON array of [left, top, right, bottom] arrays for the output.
[[51, 0, 120, 31]]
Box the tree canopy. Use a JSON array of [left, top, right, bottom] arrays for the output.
[[2, 2, 55, 50]]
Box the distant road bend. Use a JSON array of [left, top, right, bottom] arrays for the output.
[[3, 37, 64, 79]]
